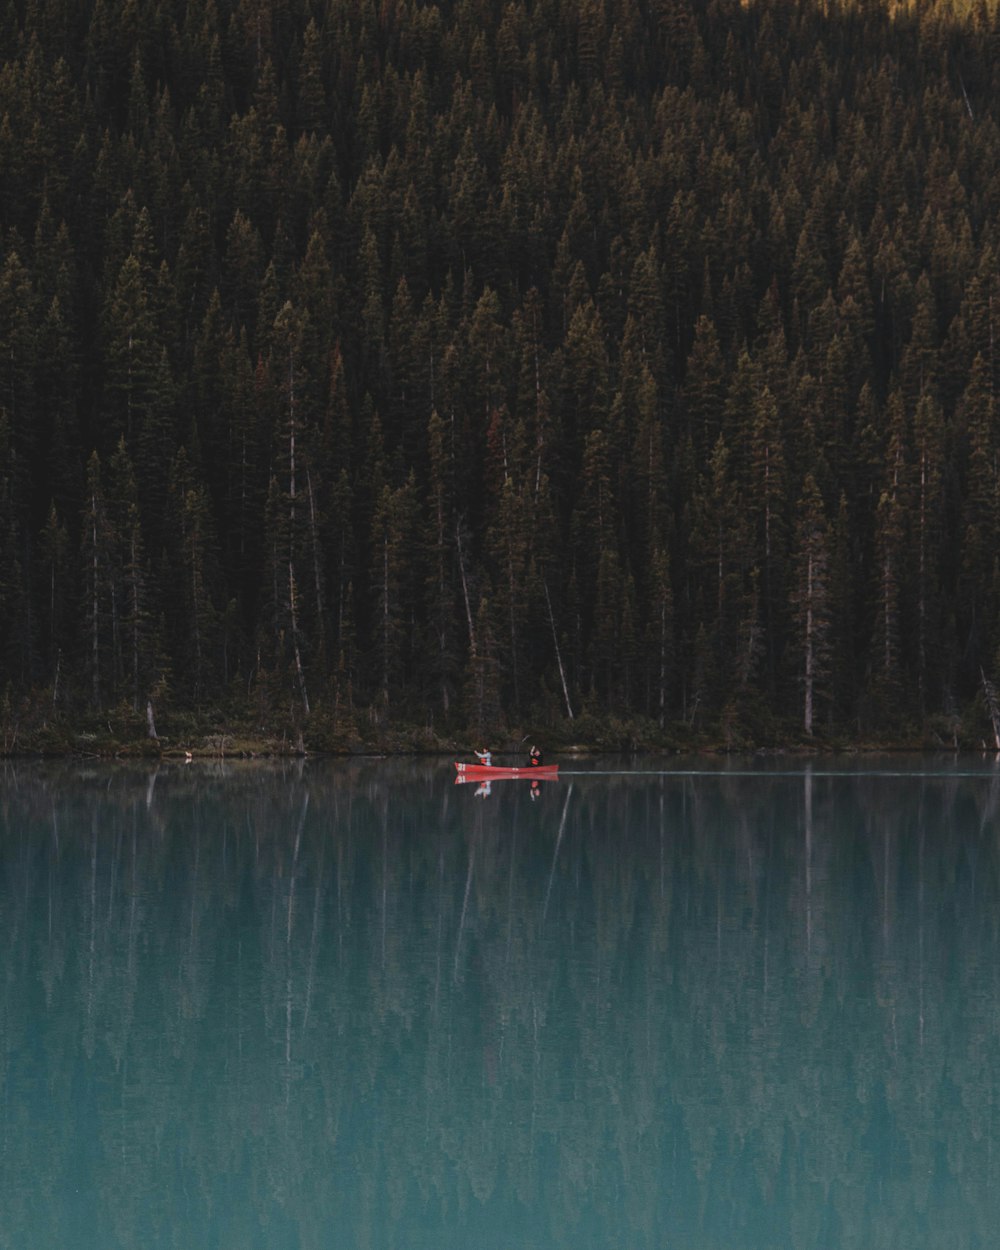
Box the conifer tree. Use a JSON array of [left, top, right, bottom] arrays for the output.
[[37, 502, 70, 703], [103, 252, 159, 447], [370, 475, 419, 711], [0, 251, 37, 502], [957, 353, 998, 679], [36, 293, 80, 521], [168, 449, 221, 704], [749, 378, 787, 597], [683, 315, 725, 453], [106, 437, 157, 711], [645, 541, 675, 727], [791, 474, 832, 737], [424, 408, 459, 718], [911, 391, 945, 712], [687, 432, 749, 713], [80, 450, 112, 708], [464, 593, 501, 736], [267, 300, 317, 717]]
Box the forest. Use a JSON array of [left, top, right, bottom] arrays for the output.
[[2, 0, 1000, 753]]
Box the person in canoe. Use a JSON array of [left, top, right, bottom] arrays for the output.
[[527, 744, 544, 766], [474, 747, 492, 766]]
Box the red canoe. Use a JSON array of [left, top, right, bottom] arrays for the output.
[[454, 761, 559, 780]]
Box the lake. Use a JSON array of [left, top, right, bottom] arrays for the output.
[[1, 755, 998, 1248]]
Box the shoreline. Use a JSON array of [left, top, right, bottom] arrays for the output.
[[0, 713, 989, 762]]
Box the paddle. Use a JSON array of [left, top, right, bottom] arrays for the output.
[[464, 734, 528, 762]]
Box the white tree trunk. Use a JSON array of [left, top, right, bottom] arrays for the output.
[[544, 577, 574, 720], [803, 554, 814, 736]]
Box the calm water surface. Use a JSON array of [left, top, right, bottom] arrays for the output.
[[1, 755, 999, 1248]]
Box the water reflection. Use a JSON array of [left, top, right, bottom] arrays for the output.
[[0, 757, 999, 1247]]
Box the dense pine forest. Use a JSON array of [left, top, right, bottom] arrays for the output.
[[2, 0, 1000, 752]]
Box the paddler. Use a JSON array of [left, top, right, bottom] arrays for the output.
[[475, 747, 492, 766], [528, 744, 543, 766]]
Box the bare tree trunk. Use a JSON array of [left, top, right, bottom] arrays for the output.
[[804, 554, 814, 736], [918, 453, 927, 711], [110, 577, 120, 701], [306, 469, 325, 664], [543, 577, 574, 720], [90, 497, 100, 706], [883, 556, 893, 679], [659, 599, 667, 729], [289, 560, 309, 716], [456, 521, 477, 657], [382, 532, 390, 704], [131, 532, 140, 712], [981, 668, 1000, 750], [287, 356, 309, 717], [507, 537, 519, 710], [436, 497, 450, 715], [191, 547, 202, 701]]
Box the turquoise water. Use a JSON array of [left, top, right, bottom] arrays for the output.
[[1, 756, 999, 1248]]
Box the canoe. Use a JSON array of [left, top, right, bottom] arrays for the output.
[[454, 761, 559, 780]]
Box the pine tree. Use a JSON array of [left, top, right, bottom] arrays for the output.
[[80, 450, 112, 707], [488, 468, 530, 713], [36, 293, 80, 522], [168, 449, 221, 704], [686, 432, 751, 714], [683, 314, 725, 453], [0, 251, 38, 513], [425, 408, 458, 719], [641, 535, 673, 726], [464, 593, 501, 736], [370, 475, 419, 711], [791, 475, 832, 737], [37, 502, 70, 703], [296, 18, 327, 138], [911, 391, 945, 713], [868, 395, 911, 726], [268, 300, 317, 717], [103, 252, 159, 447], [957, 353, 998, 682], [746, 382, 787, 693], [106, 438, 157, 711], [223, 209, 264, 333]]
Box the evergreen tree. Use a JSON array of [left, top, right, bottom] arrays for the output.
[[957, 353, 998, 682], [266, 300, 317, 717], [791, 474, 831, 737], [168, 449, 221, 704], [80, 450, 112, 707], [103, 251, 159, 447], [37, 502, 70, 702], [687, 431, 755, 713], [0, 251, 37, 513], [911, 391, 945, 712], [370, 474, 419, 712], [106, 437, 158, 711], [746, 382, 787, 692], [425, 408, 459, 719]]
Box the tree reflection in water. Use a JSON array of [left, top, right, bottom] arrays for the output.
[[0, 757, 998, 1248]]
